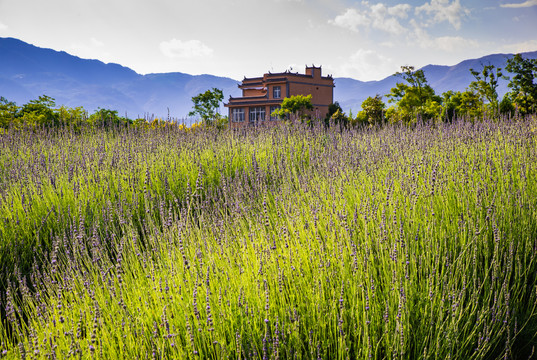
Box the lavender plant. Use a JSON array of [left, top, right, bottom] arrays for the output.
[[1, 117, 537, 359]]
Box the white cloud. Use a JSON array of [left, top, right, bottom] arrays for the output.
[[339, 49, 398, 81], [159, 39, 213, 59], [433, 36, 479, 51], [501, 0, 537, 7], [329, 2, 411, 35], [329, 8, 370, 32], [387, 3, 412, 18], [502, 40, 537, 53], [69, 37, 112, 62], [0, 21, 7, 31], [330, 1, 469, 36], [380, 41, 396, 48], [415, 0, 470, 30], [89, 37, 104, 47], [378, 17, 407, 34], [409, 20, 478, 51], [369, 3, 407, 34]]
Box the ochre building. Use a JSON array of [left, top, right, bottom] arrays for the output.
[[225, 65, 334, 128]]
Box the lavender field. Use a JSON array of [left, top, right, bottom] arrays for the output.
[[1, 118, 537, 359]]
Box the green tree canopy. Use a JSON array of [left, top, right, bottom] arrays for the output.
[[505, 54, 537, 115], [468, 64, 503, 114], [357, 94, 385, 125], [19, 95, 59, 126], [499, 93, 515, 117], [271, 94, 313, 121], [386, 66, 440, 124], [0, 96, 19, 128], [88, 108, 129, 127], [395, 66, 430, 101], [324, 102, 343, 124], [56, 105, 87, 124], [329, 109, 349, 128], [188, 88, 224, 125], [441, 90, 483, 121]]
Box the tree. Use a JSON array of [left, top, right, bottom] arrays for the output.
[[19, 95, 59, 126], [505, 54, 537, 115], [395, 66, 430, 103], [441, 91, 457, 121], [499, 93, 515, 117], [271, 94, 313, 121], [0, 96, 19, 128], [89, 108, 129, 127], [188, 88, 224, 125], [468, 64, 503, 114], [324, 102, 343, 126], [357, 94, 385, 125], [329, 109, 349, 128], [386, 66, 440, 124], [56, 105, 87, 125], [441, 90, 483, 121]]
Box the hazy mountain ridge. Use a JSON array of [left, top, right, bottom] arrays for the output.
[[1, 37, 536, 117], [0, 37, 241, 118]]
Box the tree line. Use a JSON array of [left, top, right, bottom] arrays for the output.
[[328, 53, 537, 127], [253, 53, 537, 127], [0, 95, 188, 131], [222, 52, 537, 127], [1, 53, 535, 131]]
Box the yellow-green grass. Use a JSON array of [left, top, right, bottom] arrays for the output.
[[1, 118, 537, 359]]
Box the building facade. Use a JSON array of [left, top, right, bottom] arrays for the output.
[[225, 65, 334, 128]]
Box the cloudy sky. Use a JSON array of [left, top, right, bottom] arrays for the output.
[[0, 0, 536, 81]]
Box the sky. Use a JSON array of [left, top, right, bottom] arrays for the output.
[[0, 0, 536, 81]]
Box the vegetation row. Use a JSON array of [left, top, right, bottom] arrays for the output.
[[0, 115, 536, 358], [2, 53, 537, 130], [0, 53, 536, 359]]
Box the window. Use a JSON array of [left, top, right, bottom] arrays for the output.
[[232, 108, 245, 122], [273, 86, 281, 99], [249, 107, 266, 122], [270, 105, 281, 120]]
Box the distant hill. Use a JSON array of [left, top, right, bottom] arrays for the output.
[[0, 37, 241, 118], [1, 37, 536, 116]]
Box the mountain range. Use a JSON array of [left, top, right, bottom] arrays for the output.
[[1, 37, 536, 118]]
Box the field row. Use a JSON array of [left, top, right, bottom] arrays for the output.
[[1, 119, 537, 359]]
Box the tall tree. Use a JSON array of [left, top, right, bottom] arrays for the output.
[[505, 54, 537, 115], [441, 90, 483, 121], [19, 95, 59, 127], [357, 94, 385, 125], [188, 88, 224, 125], [324, 102, 343, 124], [386, 66, 440, 123], [468, 64, 503, 114], [89, 108, 128, 127], [395, 66, 430, 104]]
